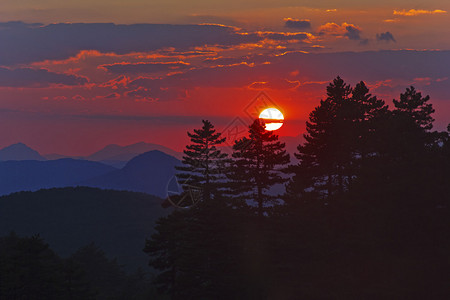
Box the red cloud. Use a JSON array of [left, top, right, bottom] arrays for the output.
[[248, 79, 300, 90]]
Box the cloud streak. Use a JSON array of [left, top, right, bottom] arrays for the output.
[[0, 21, 320, 68], [0, 22, 262, 65], [0, 67, 87, 87], [120, 50, 450, 101], [393, 9, 447, 16], [101, 62, 190, 74]]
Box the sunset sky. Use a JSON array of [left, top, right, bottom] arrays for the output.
[[1, 0, 449, 155]]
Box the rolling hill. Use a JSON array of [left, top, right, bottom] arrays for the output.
[[0, 187, 170, 271]]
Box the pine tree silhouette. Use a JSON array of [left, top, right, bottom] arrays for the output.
[[171, 120, 229, 207], [228, 119, 290, 216]]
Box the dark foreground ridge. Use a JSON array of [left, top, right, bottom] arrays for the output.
[[0, 187, 169, 271]]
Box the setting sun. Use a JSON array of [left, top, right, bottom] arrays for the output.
[[259, 107, 284, 131]]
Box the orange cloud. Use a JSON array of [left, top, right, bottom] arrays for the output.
[[318, 22, 347, 35], [318, 22, 361, 36], [317, 22, 366, 43], [393, 9, 447, 16], [383, 19, 400, 23]]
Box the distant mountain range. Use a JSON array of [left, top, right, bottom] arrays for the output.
[[0, 149, 180, 198], [0, 187, 169, 271], [0, 142, 183, 165], [0, 143, 46, 161], [0, 138, 301, 197], [0, 138, 301, 165], [0, 158, 116, 196], [85, 142, 183, 161], [81, 150, 182, 198]]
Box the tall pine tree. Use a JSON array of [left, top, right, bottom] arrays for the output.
[[292, 77, 353, 198], [173, 120, 229, 206], [393, 86, 434, 131], [228, 119, 290, 216], [287, 77, 389, 200]]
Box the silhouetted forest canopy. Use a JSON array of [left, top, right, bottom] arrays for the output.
[[145, 77, 450, 299], [0, 187, 170, 299], [0, 232, 162, 299], [1, 77, 449, 299]]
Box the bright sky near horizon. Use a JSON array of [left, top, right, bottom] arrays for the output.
[[0, 1, 449, 155]]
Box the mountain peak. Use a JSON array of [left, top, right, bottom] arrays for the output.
[[87, 142, 182, 161], [0, 143, 46, 161], [124, 150, 179, 170], [81, 149, 181, 198]]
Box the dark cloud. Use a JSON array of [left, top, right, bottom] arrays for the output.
[[376, 31, 396, 43], [344, 25, 361, 40], [277, 51, 450, 83], [0, 67, 87, 87], [344, 25, 368, 45], [0, 22, 262, 65], [284, 18, 311, 30], [102, 62, 190, 74], [260, 32, 310, 41]]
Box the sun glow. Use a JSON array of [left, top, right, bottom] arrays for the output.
[[259, 107, 284, 131]]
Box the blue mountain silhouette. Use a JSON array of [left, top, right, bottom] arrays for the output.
[[87, 142, 183, 161], [0, 143, 46, 161], [0, 159, 115, 196], [80, 150, 181, 198]]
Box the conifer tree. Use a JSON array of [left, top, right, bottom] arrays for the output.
[[288, 77, 389, 200], [352, 81, 388, 159], [292, 77, 353, 198], [174, 120, 229, 204], [146, 120, 244, 298], [228, 119, 290, 216], [393, 86, 434, 131]]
